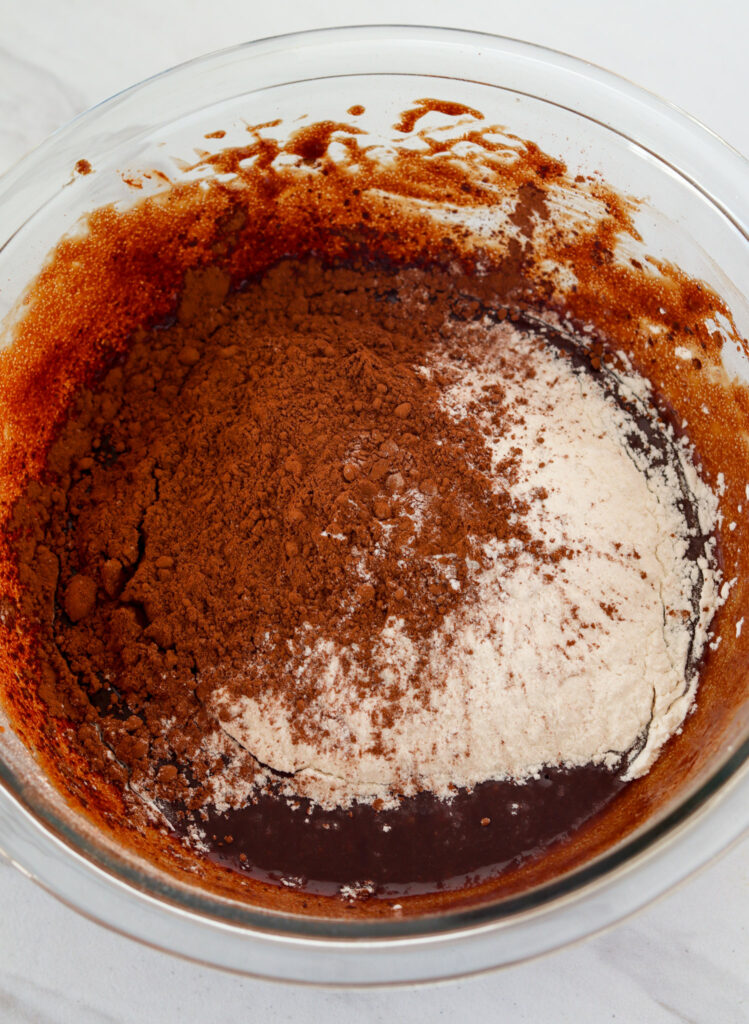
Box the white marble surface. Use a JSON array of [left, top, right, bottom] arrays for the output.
[[0, 1, 748, 1020]]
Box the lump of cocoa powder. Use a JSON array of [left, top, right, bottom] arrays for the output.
[[63, 575, 96, 622]]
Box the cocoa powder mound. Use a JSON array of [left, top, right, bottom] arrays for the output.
[[11, 257, 542, 814]]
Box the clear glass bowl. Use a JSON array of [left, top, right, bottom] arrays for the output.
[[0, 25, 747, 985]]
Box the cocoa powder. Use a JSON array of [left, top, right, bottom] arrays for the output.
[[12, 257, 550, 813]]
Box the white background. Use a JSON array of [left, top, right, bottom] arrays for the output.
[[0, 2, 748, 1021]]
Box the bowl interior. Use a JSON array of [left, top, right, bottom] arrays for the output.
[[0, 27, 747, 981]]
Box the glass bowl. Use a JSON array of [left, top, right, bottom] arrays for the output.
[[0, 25, 748, 986]]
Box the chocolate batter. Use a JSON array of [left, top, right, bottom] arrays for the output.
[[1, 100, 747, 916], [8, 256, 716, 898]]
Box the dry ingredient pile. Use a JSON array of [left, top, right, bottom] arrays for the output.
[[12, 257, 723, 881]]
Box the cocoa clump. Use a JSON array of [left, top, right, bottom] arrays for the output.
[[63, 575, 96, 622]]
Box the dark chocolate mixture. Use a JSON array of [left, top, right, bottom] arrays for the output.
[[16, 257, 717, 897]]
